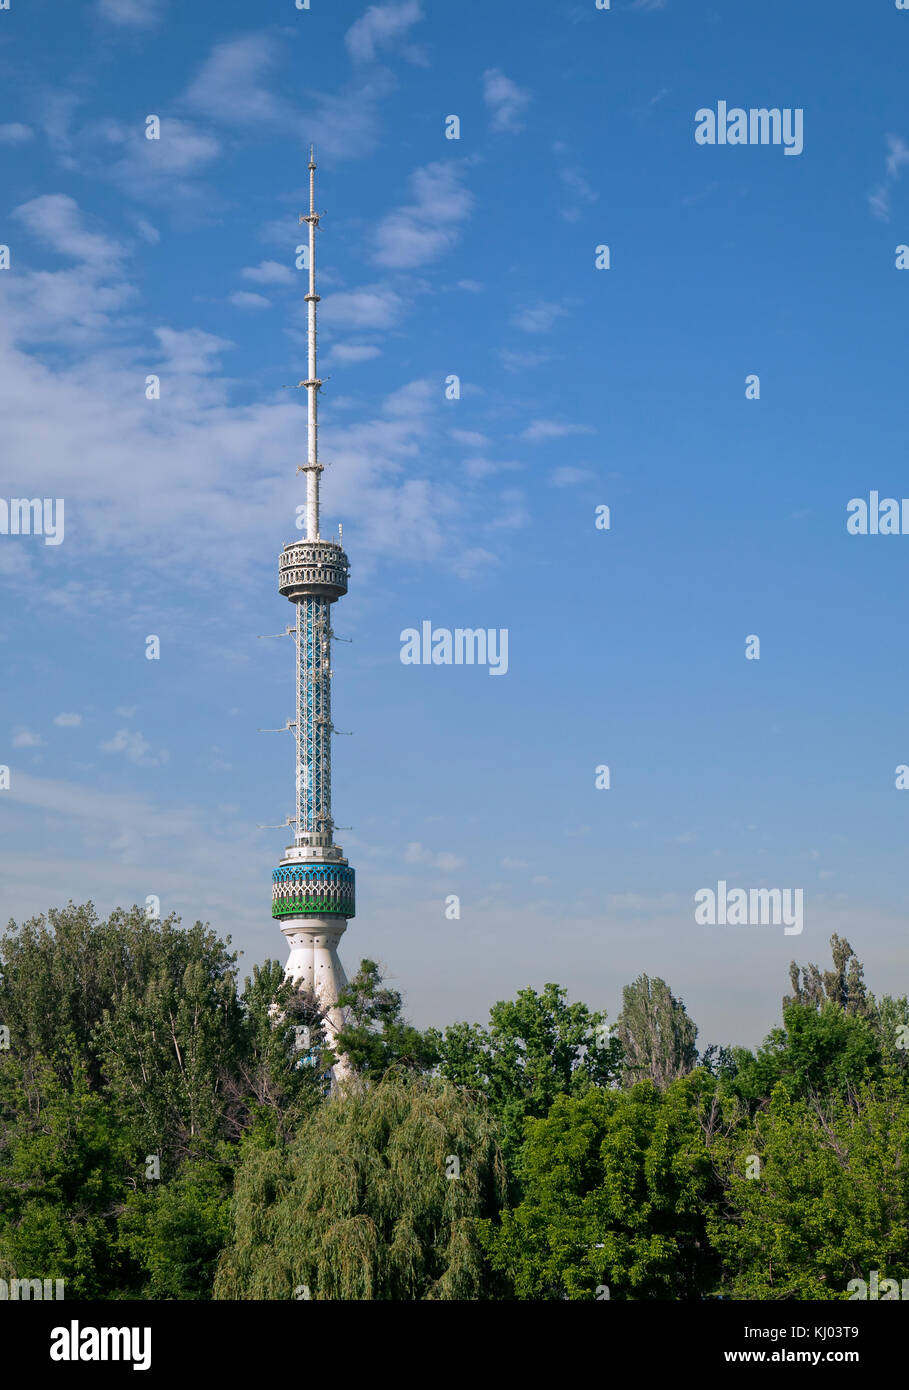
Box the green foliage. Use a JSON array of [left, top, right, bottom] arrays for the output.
[[710, 1078, 909, 1299], [785, 934, 869, 1016], [730, 1001, 881, 1105], [0, 1050, 136, 1298], [335, 959, 438, 1079], [93, 920, 245, 1163], [117, 1158, 233, 1300], [430, 983, 620, 1173], [482, 1074, 723, 1299], [2, 903, 907, 1302], [616, 974, 699, 1089], [214, 1074, 506, 1300]]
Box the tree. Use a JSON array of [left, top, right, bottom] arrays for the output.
[[785, 935, 869, 1016], [92, 919, 246, 1164], [222, 962, 330, 1147], [731, 1002, 881, 1106], [710, 1078, 909, 1299], [430, 984, 620, 1175], [483, 1073, 722, 1299], [213, 1074, 506, 1300], [117, 1157, 233, 1300], [334, 959, 438, 1079], [616, 974, 698, 1089], [0, 1050, 137, 1298]]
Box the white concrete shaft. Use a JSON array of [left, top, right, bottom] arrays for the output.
[[281, 915, 351, 1080]]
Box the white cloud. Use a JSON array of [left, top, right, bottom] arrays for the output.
[[488, 487, 530, 531], [115, 706, 137, 718], [12, 194, 126, 268], [403, 840, 463, 872], [0, 123, 34, 145], [463, 456, 519, 480], [868, 133, 909, 221], [327, 285, 404, 328], [12, 728, 42, 748], [550, 466, 593, 486], [502, 856, 529, 869], [483, 68, 531, 134], [241, 259, 294, 286], [135, 218, 160, 244], [498, 348, 550, 372], [305, 74, 397, 161], [0, 216, 478, 602], [184, 35, 290, 126], [228, 291, 271, 310], [886, 134, 909, 179], [450, 429, 488, 447], [152, 325, 233, 374], [373, 161, 473, 270], [345, 1, 425, 63], [381, 377, 435, 417], [511, 301, 566, 334], [869, 187, 890, 220], [558, 165, 598, 223], [326, 342, 382, 365], [100, 728, 167, 766], [522, 419, 596, 442], [96, 0, 164, 26], [54, 712, 82, 727]]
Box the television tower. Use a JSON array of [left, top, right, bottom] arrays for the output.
[[271, 148, 355, 1074]]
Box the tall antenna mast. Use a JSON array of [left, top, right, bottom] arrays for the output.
[[300, 144, 322, 540], [273, 148, 355, 1083]]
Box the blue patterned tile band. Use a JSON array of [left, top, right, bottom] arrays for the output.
[[272, 862, 356, 919]]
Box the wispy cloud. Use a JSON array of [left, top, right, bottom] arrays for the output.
[[868, 134, 909, 221], [326, 285, 405, 328], [12, 728, 43, 748], [483, 68, 531, 134], [228, 290, 271, 310], [12, 194, 126, 267], [183, 34, 290, 126], [326, 342, 382, 365], [345, 1, 425, 64], [54, 713, 82, 727], [404, 840, 463, 872], [552, 145, 598, 222], [550, 466, 593, 486], [100, 728, 167, 766], [0, 123, 34, 145], [512, 301, 566, 334], [241, 260, 294, 286], [522, 419, 596, 442], [96, 0, 165, 27], [373, 161, 474, 269], [498, 348, 550, 372]]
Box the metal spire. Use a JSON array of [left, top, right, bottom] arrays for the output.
[[273, 151, 355, 1084], [299, 144, 322, 541]]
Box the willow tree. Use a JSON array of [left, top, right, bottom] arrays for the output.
[[214, 1074, 506, 1300]]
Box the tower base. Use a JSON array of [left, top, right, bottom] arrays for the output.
[[280, 915, 352, 1082]]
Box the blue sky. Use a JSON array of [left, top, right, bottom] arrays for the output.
[[2, 0, 909, 1049]]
